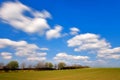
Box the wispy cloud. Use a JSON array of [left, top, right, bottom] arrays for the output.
[[70, 27, 80, 35], [1, 52, 12, 59]]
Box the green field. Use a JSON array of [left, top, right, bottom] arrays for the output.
[[0, 68, 120, 80]]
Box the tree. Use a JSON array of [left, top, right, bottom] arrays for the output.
[[54, 64, 57, 69], [20, 62, 26, 70], [7, 61, 19, 70], [35, 61, 45, 68], [58, 62, 66, 69], [27, 64, 33, 69], [0, 62, 4, 69], [45, 62, 53, 68]]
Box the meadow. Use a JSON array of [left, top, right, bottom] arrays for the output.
[[0, 68, 120, 80]]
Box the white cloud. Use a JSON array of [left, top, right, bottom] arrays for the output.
[[37, 52, 47, 57], [97, 47, 120, 59], [1, 52, 12, 59], [70, 27, 80, 35], [0, 1, 50, 34], [67, 33, 120, 60], [0, 38, 47, 61], [39, 48, 49, 51], [46, 25, 63, 39], [27, 52, 47, 61], [33, 10, 51, 19], [83, 59, 108, 67], [54, 52, 89, 64], [27, 57, 46, 61], [67, 33, 110, 51]]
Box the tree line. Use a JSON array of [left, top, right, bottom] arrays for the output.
[[0, 61, 90, 72]]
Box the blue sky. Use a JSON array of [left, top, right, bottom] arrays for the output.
[[0, 0, 120, 67]]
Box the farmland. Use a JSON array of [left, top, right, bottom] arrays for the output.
[[0, 68, 120, 80]]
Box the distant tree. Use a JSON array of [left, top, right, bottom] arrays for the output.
[[0, 62, 4, 69], [28, 64, 33, 69], [45, 62, 53, 68], [20, 62, 26, 69], [54, 64, 57, 69], [7, 61, 19, 70], [3, 66, 9, 72], [58, 62, 66, 69], [72, 64, 83, 68], [35, 62, 45, 68]]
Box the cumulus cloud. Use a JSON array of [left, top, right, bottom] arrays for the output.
[[97, 47, 120, 59], [0, 1, 50, 34], [70, 27, 80, 35], [67, 33, 110, 51], [46, 25, 63, 39], [54, 52, 89, 64], [1, 52, 12, 59], [67, 33, 120, 60], [0, 38, 47, 61]]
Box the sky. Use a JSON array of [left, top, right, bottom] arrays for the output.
[[0, 0, 120, 67]]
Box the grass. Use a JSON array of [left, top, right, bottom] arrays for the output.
[[0, 68, 120, 80]]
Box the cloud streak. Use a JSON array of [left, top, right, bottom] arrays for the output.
[[1, 52, 12, 59]]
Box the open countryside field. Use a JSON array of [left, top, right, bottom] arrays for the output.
[[0, 68, 120, 80]]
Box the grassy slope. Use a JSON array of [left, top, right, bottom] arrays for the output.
[[0, 68, 120, 80]]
